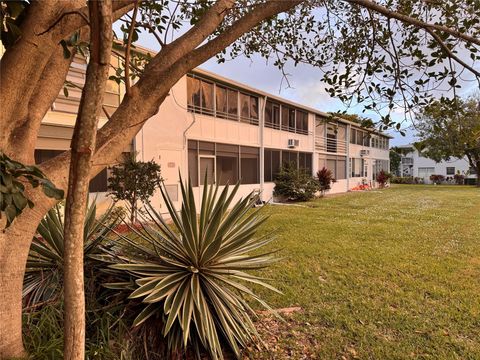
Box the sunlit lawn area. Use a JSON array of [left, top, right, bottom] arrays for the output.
[[250, 185, 480, 359]]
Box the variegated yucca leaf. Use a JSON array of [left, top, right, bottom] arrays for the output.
[[23, 201, 122, 308], [108, 176, 280, 359]]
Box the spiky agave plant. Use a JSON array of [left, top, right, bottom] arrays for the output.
[[23, 201, 122, 308], [108, 177, 280, 359]]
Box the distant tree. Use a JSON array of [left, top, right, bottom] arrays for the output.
[[316, 167, 336, 197], [108, 155, 162, 223], [389, 149, 402, 175], [416, 96, 480, 186]]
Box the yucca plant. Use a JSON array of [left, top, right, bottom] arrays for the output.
[[23, 201, 122, 308], [108, 177, 280, 359]]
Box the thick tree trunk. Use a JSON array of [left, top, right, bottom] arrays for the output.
[[0, 196, 54, 358], [63, 2, 112, 359], [476, 162, 480, 187]]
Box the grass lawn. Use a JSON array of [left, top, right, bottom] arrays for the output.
[[249, 185, 480, 359]]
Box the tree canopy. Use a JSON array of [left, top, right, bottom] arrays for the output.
[[415, 96, 480, 185]]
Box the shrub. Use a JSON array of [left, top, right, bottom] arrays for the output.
[[23, 201, 122, 308], [376, 170, 391, 188], [108, 154, 162, 223], [316, 167, 336, 196], [274, 162, 319, 201], [107, 177, 280, 359], [429, 174, 445, 184], [454, 173, 465, 185]]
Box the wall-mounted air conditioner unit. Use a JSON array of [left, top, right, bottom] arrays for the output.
[[360, 149, 370, 157], [288, 139, 300, 148]]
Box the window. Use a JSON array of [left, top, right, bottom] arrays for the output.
[[227, 88, 238, 119], [356, 130, 363, 145], [188, 140, 260, 186], [215, 85, 228, 118], [289, 108, 296, 131], [34, 149, 108, 192], [320, 155, 346, 180], [264, 149, 281, 182], [296, 110, 309, 135], [281, 105, 290, 131], [350, 128, 356, 144], [351, 158, 363, 177], [373, 159, 389, 179], [363, 132, 370, 147], [187, 76, 213, 115], [239, 93, 259, 124], [216, 144, 238, 185], [265, 101, 280, 129], [446, 167, 455, 175], [240, 146, 259, 184], [264, 149, 312, 181]]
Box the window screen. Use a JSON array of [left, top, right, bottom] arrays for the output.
[[216, 144, 239, 185], [240, 146, 259, 184]]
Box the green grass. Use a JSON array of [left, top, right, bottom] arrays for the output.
[[250, 185, 480, 359]]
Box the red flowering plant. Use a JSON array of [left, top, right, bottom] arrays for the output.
[[376, 170, 391, 188]]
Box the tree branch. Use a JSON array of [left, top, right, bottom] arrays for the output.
[[124, 1, 139, 95], [347, 0, 480, 46]]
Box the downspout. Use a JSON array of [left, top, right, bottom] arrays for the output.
[[259, 95, 267, 202]]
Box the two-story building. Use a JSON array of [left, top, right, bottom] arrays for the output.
[[7, 44, 391, 211]]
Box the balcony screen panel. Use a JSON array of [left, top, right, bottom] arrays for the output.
[[326, 159, 336, 178], [281, 106, 289, 130], [240, 93, 250, 120], [337, 159, 346, 180], [240, 146, 259, 184], [188, 148, 199, 187], [200, 158, 215, 185], [216, 152, 238, 185], [363, 133, 370, 146], [227, 89, 238, 119], [201, 81, 214, 114], [272, 150, 281, 180], [265, 101, 273, 126], [296, 111, 308, 134], [264, 149, 272, 182], [216, 85, 227, 118], [350, 128, 356, 144], [187, 76, 201, 109], [289, 109, 296, 131], [337, 124, 346, 141], [250, 96, 259, 119]]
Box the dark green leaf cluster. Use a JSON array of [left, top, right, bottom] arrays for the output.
[[0, 152, 64, 229], [23, 202, 123, 308], [274, 162, 319, 201]]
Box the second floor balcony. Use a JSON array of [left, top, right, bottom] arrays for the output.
[[315, 135, 347, 154]]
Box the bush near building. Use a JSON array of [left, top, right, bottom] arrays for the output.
[[274, 163, 320, 202]]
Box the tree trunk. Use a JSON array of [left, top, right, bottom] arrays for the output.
[[0, 196, 53, 358], [63, 2, 112, 359], [476, 162, 480, 187]]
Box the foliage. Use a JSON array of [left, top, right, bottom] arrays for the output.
[[108, 154, 162, 223], [376, 170, 391, 188], [429, 174, 445, 184], [107, 177, 280, 359], [316, 167, 336, 196], [389, 149, 401, 175], [416, 96, 480, 185], [274, 163, 319, 202], [23, 201, 122, 308], [0, 152, 64, 229], [454, 173, 465, 185], [390, 176, 423, 184]]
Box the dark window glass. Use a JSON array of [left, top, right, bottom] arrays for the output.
[[289, 108, 296, 131], [216, 144, 239, 185], [363, 133, 370, 146], [305, 153, 312, 175], [281, 106, 289, 130], [188, 148, 198, 187], [89, 169, 108, 192], [240, 146, 259, 184], [337, 159, 346, 179], [199, 141, 215, 155], [299, 152, 306, 172], [296, 111, 308, 134], [200, 157, 215, 185], [356, 130, 363, 145], [227, 89, 238, 119], [446, 167, 455, 175], [201, 81, 214, 113], [34, 149, 63, 164], [272, 150, 281, 180], [250, 96, 258, 120], [272, 104, 280, 127], [326, 159, 336, 178], [187, 76, 201, 110], [264, 149, 272, 182], [327, 124, 337, 153], [240, 93, 250, 120], [216, 85, 227, 118], [350, 128, 356, 144], [265, 101, 273, 127], [282, 151, 298, 168]]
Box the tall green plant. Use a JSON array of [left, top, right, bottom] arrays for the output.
[[23, 201, 122, 308], [108, 177, 280, 359]]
